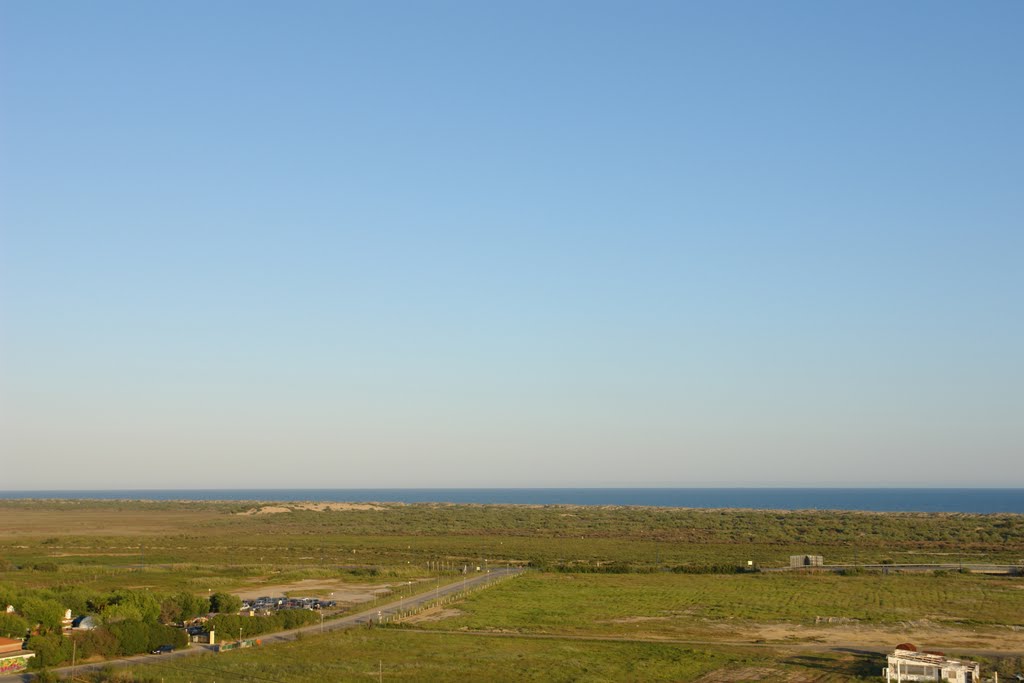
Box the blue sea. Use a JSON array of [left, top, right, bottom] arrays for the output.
[[0, 488, 1022, 513]]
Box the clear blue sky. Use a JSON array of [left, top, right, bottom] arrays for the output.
[[1, 1, 1021, 489]]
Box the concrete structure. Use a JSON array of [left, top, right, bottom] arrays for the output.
[[883, 648, 980, 683], [790, 554, 824, 568]]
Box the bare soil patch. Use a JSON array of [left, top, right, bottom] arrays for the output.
[[607, 615, 671, 624], [233, 579, 393, 603], [405, 606, 466, 624], [715, 621, 1024, 653]]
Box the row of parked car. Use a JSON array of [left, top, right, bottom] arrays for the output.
[[242, 596, 338, 611]]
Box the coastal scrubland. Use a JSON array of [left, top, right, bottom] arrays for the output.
[[1, 499, 1022, 681], [3, 499, 1022, 579]]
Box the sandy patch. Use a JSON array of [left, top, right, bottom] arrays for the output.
[[246, 506, 292, 515], [295, 503, 386, 512], [237, 503, 386, 515], [606, 615, 671, 624]]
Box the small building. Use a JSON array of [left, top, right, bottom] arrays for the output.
[[790, 555, 824, 568], [883, 648, 980, 683], [0, 637, 34, 676], [188, 627, 214, 645]]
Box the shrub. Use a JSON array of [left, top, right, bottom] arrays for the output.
[[25, 634, 73, 668], [670, 564, 747, 575]]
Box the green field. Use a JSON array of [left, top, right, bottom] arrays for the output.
[[411, 571, 1024, 636], [115, 627, 877, 683]]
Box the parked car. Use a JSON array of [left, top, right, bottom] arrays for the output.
[[151, 645, 174, 654]]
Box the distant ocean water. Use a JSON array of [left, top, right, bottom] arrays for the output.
[[0, 488, 1022, 513]]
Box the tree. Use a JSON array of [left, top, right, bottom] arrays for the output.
[[20, 598, 65, 634], [103, 591, 160, 624], [209, 592, 242, 614], [107, 620, 149, 656], [0, 612, 28, 639], [170, 592, 209, 620], [158, 596, 182, 624], [54, 587, 101, 616], [145, 623, 187, 650]]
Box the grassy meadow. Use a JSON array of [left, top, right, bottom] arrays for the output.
[[116, 627, 879, 683], [410, 571, 1024, 636]]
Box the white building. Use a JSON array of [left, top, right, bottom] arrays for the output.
[[884, 648, 980, 683]]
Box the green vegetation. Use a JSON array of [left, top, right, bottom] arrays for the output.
[[2, 500, 1022, 587], [205, 609, 319, 639], [2, 499, 1021, 681], [209, 591, 242, 614], [410, 571, 1024, 638], [116, 627, 879, 682], [0, 585, 202, 669]]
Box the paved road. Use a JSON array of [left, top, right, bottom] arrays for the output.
[[0, 567, 523, 682]]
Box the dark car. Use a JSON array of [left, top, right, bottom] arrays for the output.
[[151, 645, 174, 654]]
